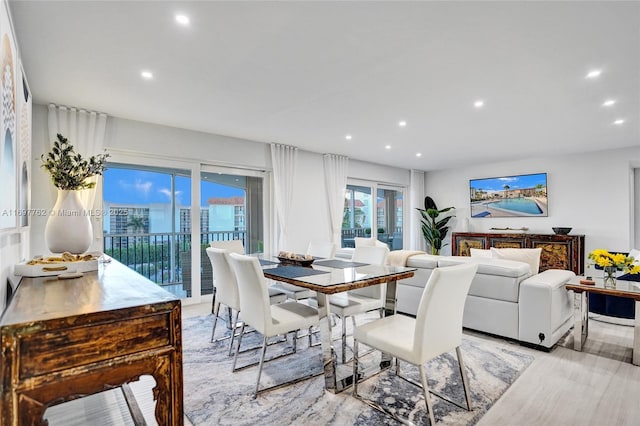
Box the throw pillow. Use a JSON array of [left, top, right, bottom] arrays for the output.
[[490, 247, 542, 275], [470, 248, 492, 258]]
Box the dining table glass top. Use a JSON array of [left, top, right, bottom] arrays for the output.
[[258, 255, 415, 288]]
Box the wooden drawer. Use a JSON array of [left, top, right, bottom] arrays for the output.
[[18, 313, 171, 379]]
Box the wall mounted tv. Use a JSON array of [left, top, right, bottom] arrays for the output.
[[470, 173, 548, 218]]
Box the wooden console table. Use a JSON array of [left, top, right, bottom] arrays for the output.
[[452, 232, 585, 275], [0, 260, 183, 425]]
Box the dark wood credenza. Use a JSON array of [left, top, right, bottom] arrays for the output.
[[0, 260, 183, 425], [451, 232, 585, 275]]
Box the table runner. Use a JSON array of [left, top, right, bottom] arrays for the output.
[[265, 266, 329, 279], [313, 259, 368, 269]]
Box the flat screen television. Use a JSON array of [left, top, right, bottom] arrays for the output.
[[470, 172, 548, 218]]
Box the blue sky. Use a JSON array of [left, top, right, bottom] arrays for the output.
[[470, 173, 547, 192], [104, 168, 243, 206]]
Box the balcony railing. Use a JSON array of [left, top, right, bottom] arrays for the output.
[[341, 227, 403, 249], [103, 231, 247, 287]]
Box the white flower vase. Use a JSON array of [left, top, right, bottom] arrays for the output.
[[45, 189, 93, 254]]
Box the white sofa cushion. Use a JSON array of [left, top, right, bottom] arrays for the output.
[[629, 248, 640, 265], [438, 256, 531, 278], [406, 254, 440, 269], [490, 247, 542, 274], [470, 248, 492, 258]]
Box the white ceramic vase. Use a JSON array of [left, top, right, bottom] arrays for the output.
[[45, 189, 93, 254]]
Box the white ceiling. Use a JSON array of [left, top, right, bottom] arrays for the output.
[[8, 1, 640, 171]]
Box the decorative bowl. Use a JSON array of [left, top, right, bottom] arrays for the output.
[[552, 227, 572, 235], [277, 256, 315, 267]]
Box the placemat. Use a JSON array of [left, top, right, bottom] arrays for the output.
[[313, 259, 369, 269], [264, 266, 329, 279], [258, 259, 278, 266]]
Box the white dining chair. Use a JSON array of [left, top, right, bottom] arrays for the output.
[[272, 241, 337, 301], [330, 245, 389, 363], [352, 263, 478, 425], [228, 253, 320, 398], [206, 247, 286, 355]]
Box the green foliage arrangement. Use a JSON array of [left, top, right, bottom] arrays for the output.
[[41, 133, 109, 190], [416, 196, 455, 255]]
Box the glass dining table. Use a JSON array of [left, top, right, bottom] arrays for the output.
[[259, 256, 416, 394]]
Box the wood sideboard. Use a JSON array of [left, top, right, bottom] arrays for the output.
[[0, 259, 183, 425], [451, 232, 585, 275]]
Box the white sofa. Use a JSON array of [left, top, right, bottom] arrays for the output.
[[334, 248, 575, 348], [396, 254, 575, 349]]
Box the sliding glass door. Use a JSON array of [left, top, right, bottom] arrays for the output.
[[103, 164, 191, 298], [342, 182, 405, 250]]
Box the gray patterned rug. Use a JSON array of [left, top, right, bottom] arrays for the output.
[[183, 314, 534, 425]]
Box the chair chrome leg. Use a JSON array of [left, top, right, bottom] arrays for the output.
[[352, 339, 359, 397], [211, 302, 221, 342], [341, 315, 348, 364], [419, 364, 436, 426], [395, 357, 400, 375], [226, 306, 233, 330], [228, 310, 239, 357], [232, 323, 246, 372], [253, 336, 268, 399], [456, 346, 473, 411], [292, 331, 297, 353]]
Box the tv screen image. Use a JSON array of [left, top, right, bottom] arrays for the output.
[[470, 173, 548, 218]]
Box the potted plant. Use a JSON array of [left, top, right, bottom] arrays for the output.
[[41, 133, 109, 254], [416, 196, 455, 255]]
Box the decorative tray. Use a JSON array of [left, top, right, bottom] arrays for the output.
[[277, 252, 315, 267], [14, 252, 102, 277]]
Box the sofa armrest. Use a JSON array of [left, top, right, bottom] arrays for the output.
[[519, 269, 576, 348]]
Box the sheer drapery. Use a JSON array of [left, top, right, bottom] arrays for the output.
[[270, 143, 298, 250], [323, 154, 348, 246], [47, 104, 108, 211], [410, 169, 426, 251]]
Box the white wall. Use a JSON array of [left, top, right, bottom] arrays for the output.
[[425, 146, 640, 257], [29, 104, 412, 258]]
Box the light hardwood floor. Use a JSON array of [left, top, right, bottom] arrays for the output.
[[43, 302, 640, 426]]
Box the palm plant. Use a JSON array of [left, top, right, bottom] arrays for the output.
[[416, 196, 455, 255]]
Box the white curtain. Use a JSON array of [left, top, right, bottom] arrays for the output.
[[270, 143, 298, 249], [323, 154, 348, 246], [47, 104, 108, 211], [410, 169, 426, 251]]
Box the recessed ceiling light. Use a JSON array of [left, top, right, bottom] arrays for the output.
[[175, 14, 190, 25], [385, 145, 391, 150], [398, 120, 407, 127], [613, 119, 625, 125], [586, 69, 602, 79], [602, 99, 616, 107], [474, 100, 484, 108], [345, 134, 352, 140], [140, 70, 153, 79], [416, 153, 422, 157]]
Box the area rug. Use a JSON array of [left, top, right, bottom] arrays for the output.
[[182, 315, 534, 425]]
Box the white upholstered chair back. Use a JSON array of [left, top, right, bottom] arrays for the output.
[[350, 246, 389, 299], [414, 263, 478, 363], [354, 237, 388, 248], [205, 247, 240, 312], [307, 241, 336, 259], [229, 253, 272, 336], [210, 239, 245, 254]]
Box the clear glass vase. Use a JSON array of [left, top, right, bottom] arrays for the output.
[[603, 266, 617, 288]]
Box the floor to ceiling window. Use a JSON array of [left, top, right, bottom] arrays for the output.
[[198, 169, 264, 297], [103, 163, 192, 298], [342, 182, 405, 250]]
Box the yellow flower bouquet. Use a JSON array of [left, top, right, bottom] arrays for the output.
[[588, 249, 640, 287], [588, 249, 640, 273]]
